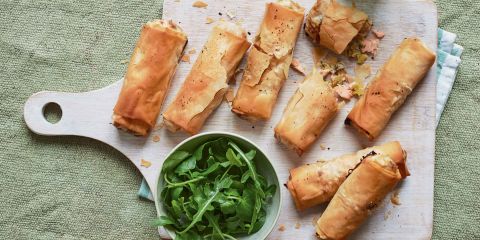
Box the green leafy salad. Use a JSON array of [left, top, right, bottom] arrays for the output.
[[154, 138, 276, 240]]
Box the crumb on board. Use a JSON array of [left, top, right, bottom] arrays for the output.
[[206, 17, 215, 24], [224, 88, 234, 105], [181, 54, 190, 63], [140, 159, 152, 168], [226, 10, 236, 19], [192, 1, 208, 8], [174, 0, 180, 2], [278, 224, 286, 232], [319, 143, 326, 150], [295, 222, 301, 229], [391, 189, 401, 205], [153, 122, 164, 131], [354, 63, 371, 81], [372, 29, 385, 39], [152, 135, 160, 142], [290, 58, 307, 76], [120, 59, 129, 64], [384, 210, 392, 220], [188, 48, 196, 54]]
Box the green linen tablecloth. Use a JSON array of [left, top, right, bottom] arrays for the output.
[[0, 0, 478, 239]]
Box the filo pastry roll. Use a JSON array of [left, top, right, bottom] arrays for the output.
[[286, 141, 409, 211], [345, 38, 436, 140], [305, 0, 369, 54], [315, 153, 408, 239], [231, 0, 305, 121], [274, 69, 338, 155], [113, 20, 187, 136], [163, 22, 251, 134]]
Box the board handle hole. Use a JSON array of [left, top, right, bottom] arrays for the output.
[[42, 102, 62, 124]]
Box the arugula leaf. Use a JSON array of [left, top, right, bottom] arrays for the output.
[[226, 148, 243, 167], [249, 193, 262, 233], [228, 142, 264, 196], [162, 151, 190, 173], [175, 155, 196, 174], [236, 188, 255, 221], [205, 212, 225, 240], [179, 177, 233, 234], [152, 215, 176, 227]]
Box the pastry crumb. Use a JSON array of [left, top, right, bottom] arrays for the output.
[[290, 58, 307, 76], [152, 135, 160, 142], [188, 48, 196, 54], [174, 0, 180, 2], [205, 17, 215, 24], [140, 159, 152, 168], [391, 189, 401, 205], [153, 123, 164, 131], [319, 143, 326, 150], [354, 63, 371, 81], [384, 210, 392, 220], [181, 54, 190, 63], [278, 224, 286, 232], [224, 88, 234, 105], [226, 10, 236, 19], [120, 59, 129, 64], [295, 222, 301, 229], [192, 1, 208, 8], [372, 29, 385, 39]]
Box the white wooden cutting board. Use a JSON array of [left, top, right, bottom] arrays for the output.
[[24, 0, 437, 239]]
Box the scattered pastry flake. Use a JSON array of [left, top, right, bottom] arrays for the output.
[[372, 29, 385, 39], [181, 54, 190, 63], [224, 88, 234, 105], [361, 37, 380, 57], [226, 10, 236, 20], [290, 58, 307, 76], [152, 135, 160, 142], [174, 0, 180, 2], [120, 59, 129, 64], [384, 210, 392, 220], [192, 1, 208, 8], [391, 189, 401, 205], [140, 159, 152, 168], [205, 17, 215, 24], [319, 143, 326, 150], [278, 224, 286, 232], [354, 63, 371, 80], [188, 48, 196, 54], [153, 122, 164, 131], [295, 222, 301, 229]]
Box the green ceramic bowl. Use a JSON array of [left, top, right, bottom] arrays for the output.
[[155, 131, 282, 240]]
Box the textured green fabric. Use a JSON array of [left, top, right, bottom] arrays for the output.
[[0, 0, 478, 239]]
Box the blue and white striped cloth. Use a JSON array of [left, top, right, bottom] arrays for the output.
[[137, 28, 463, 201]]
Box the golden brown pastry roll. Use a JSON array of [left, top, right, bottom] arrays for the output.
[[274, 69, 338, 155], [305, 0, 369, 54], [315, 153, 407, 239], [163, 22, 251, 134], [345, 38, 436, 140], [113, 20, 187, 136], [286, 141, 409, 211], [231, 0, 305, 121]]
